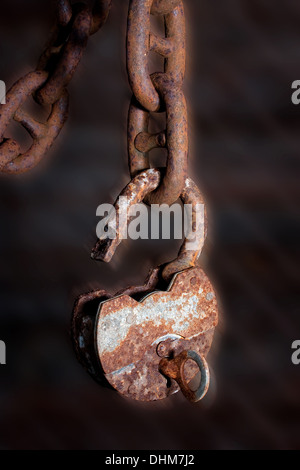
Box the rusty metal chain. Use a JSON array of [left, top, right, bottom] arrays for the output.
[[127, 0, 187, 205], [0, 0, 111, 174], [75, 0, 219, 403], [2, 0, 219, 402], [92, 0, 196, 279]]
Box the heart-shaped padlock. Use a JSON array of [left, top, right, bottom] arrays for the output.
[[72, 169, 219, 402], [96, 266, 217, 401]]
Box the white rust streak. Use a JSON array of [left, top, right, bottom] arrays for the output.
[[98, 285, 206, 355]]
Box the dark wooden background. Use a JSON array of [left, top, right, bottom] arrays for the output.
[[0, 0, 299, 449]]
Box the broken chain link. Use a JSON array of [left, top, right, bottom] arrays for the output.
[[0, 0, 111, 174], [93, 0, 192, 260], [82, 0, 218, 402], [3, 0, 218, 402]]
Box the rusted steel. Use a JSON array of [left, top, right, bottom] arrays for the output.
[[0, 140, 21, 169], [127, 1, 186, 204], [151, 0, 182, 16], [127, 0, 160, 112], [37, 1, 113, 106], [162, 177, 207, 282], [0, 71, 69, 174], [92, 169, 206, 283], [145, 73, 188, 205], [57, 0, 72, 26], [36, 4, 92, 106], [0, 72, 47, 139], [90, 0, 112, 35], [159, 350, 210, 402], [128, 74, 188, 206], [128, 98, 150, 177], [4, 93, 69, 174], [91, 168, 161, 262], [164, 3, 185, 86], [150, 2, 185, 86], [135, 131, 166, 153], [95, 267, 218, 401], [72, 267, 161, 385], [71, 0, 220, 403], [127, 0, 185, 113], [0, 1, 110, 174], [115, 266, 161, 298], [128, 99, 166, 173], [72, 289, 111, 385]]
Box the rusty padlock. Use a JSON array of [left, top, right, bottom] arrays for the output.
[[72, 169, 218, 402]]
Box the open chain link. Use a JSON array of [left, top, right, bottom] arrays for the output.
[[0, 0, 217, 403], [0, 0, 206, 279], [92, 0, 206, 280]]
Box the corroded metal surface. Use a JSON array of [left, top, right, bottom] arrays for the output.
[[127, 0, 187, 205], [0, 0, 111, 175], [141, 73, 188, 206], [92, 168, 207, 283], [159, 350, 210, 402], [127, 0, 161, 113], [161, 178, 207, 281], [151, 0, 182, 16], [95, 267, 218, 401], [72, 289, 111, 385], [71, 266, 162, 385], [72, 0, 220, 403], [35, 4, 92, 106], [91, 168, 161, 263], [0, 71, 69, 174]]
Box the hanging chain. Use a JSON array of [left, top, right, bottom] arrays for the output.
[[0, 0, 111, 175], [1, 1, 218, 402], [127, 0, 187, 206], [67, 0, 217, 402], [91, 0, 206, 281], [1, 0, 205, 280]]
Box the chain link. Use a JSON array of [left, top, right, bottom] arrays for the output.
[[92, 0, 207, 280], [0, 0, 111, 174], [1, 0, 206, 278], [127, 0, 187, 206], [2, 1, 217, 403]]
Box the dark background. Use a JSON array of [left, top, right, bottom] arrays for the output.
[[0, 0, 299, 450]]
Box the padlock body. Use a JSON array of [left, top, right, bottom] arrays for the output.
[[96, 267, 218, 401]]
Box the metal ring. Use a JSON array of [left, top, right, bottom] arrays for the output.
[[90, 0, 112, 35], [128, 73, 188, 206], [127, 0, 160, 112], [0, 71, 69, 174], [180, 351, 210, 402], [35, 4, 92, 106], [159, 350, 210, 402], [91, 169, 206, 283], [57, 0, 72, 26], [127, 0, 185, 113]]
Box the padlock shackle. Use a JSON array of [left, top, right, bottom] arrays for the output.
[[91, 168, 207, 282]]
